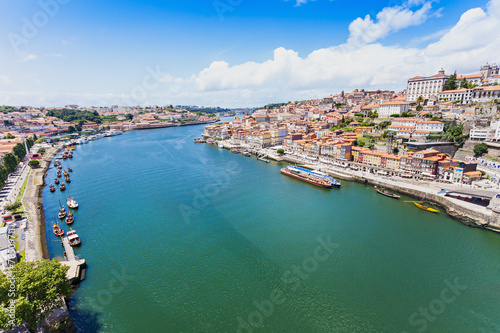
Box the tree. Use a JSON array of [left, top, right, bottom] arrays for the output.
[[32, 134, 38, 141], [460, 77, 468, 88], [3, 202, 22, 212], [3, 133, 15, 139], [277, 148, 284, 154], [125, 113, 134, 120], [12, 143, 26, 162], [68, 126, 76, 133], [368, 144, 374, 150], [2, 153, 18, 174], [28, 159, 40, 168], [0, 260, 71, 331], [0, 165, 8, 188], [444, 72, 458, 90], [37, 148, 46, 154], [393, 147, 400, 154], [473, 143, 488, 156]]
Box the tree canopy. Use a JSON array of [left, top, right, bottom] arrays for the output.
[[473, 143, 488, 156], [444, 72, 458, 90], [0, 260, 71, 331], [46, 108, 102, 124]]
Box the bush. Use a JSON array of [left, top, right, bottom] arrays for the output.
[[37, 148, 46, 154], [277, 148, 285, 154], [354, 113, 364, 117], [28, 160, 40, 167], [5, 202, 22, 212], [473, 143, 488, 156]]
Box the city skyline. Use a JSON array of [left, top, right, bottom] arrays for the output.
[[1, 0, 499, 108]]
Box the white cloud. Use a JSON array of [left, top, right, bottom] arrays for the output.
[[0, 75, 12, 84], [21, 54, 38, 62], [347, 1, 434, 46]]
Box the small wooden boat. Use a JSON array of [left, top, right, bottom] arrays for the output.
[[62, 153, 68, 159], [68, 167, 73, 172], [67, 229, 81, 246], [230, 148, 240, 154], [57, 171, 62, 178], [55, 178, 60, 185], [62, 171, 68, 177], [49, 184, 56, 192], [405, 201, 439, 213], [241, 151, 251, 157], [53, 223, 64, 237], [60, 184, 66, 191], [66, 212, 74, 225], [58, 164, 63, 169], [68, 152, 73, 158], [375, 186, 400, 199], [58, 207, 67, 219], [65, 176, 71, 183]]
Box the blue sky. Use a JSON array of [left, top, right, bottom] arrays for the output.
[[0, 0, 499, 107]]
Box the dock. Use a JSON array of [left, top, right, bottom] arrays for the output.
[[60, 236, 86, 284]]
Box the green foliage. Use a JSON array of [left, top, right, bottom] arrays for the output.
[[353, 139, 359, 146], [4, 202, 22, 212], [392, 147, 399, 154], [390, 113, 400, 117], [46, 108, 102, 124], [368, 144, 375, 150], [0, 260, 71, 331], [68, 126, 76, 133], [0, 106, 25, 113], [277, 148, 285, 154], [263, 102, 287, 110], [378, 121, 391, 129], [185, 106, 231, 114], [444, 72, 458, 90], [12, 143, 26, 162], [358, 141, 365, 147], [125, 113, 134, 120], [473, 143, 488, 156], [444, 122, 466, 145], [28, 160, 40, 167], [459, 77, 468, 88], [3, 133, 15, 139], [37, 148, 46, 154], [2, 154, 18, 174], [401, 112, 415, 117], [354, 113, 364, 117]]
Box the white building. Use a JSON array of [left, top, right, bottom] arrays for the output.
[[438, 88, 473, 104], [391, 118, 419, 127], [470, 127, 494, 141], [415, 121, 444, 133], [378, 102, 410, 118], [406, 69, 449, 102]]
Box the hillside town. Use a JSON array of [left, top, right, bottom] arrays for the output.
[[202, 63, 500, 186]]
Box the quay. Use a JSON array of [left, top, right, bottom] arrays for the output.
[[60, 236, 86, 284]]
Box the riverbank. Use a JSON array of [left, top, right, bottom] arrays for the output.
[[285, 156, 500, 234], [22, 146, 62, 261]]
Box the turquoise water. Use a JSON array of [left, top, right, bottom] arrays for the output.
[[43, 123, 500, 333]]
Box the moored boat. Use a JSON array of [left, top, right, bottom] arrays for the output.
[[49, 184, 56, 192], [218, 143, 224, 149], [231, 148, 240, 154], [68, 167, 73, 172], [66, 212, 74, 225], [65, 176, 71, 183], [60, 183, 66, 191], [281, 165, 341, 188], [193, 138, 206, 143], [258, 156, 271, 163], [375, 186, 400, 199], [409, 201, 439, 213], [55, 178, 60, 185], [67, 197, 78, 209], [241, 151, 251, 157], [58, 206, 67, 219], [67, 229, 81, 246], [53, 223, 64, 237]]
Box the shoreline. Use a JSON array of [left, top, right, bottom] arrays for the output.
[[285, 156, 500, 234]]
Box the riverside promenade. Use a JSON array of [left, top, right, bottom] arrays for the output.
[[22, 146, 61, 261]]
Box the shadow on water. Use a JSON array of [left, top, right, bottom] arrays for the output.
[[67, 304, 102, 333]]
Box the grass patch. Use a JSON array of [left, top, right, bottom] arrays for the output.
[[16, 171, 30, 201], [14, 240, 19, 251], [19, 250, 25, 262]]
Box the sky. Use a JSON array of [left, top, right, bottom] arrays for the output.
[[0, 0, 499, 108]]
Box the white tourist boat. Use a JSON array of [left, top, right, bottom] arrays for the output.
[[67, 197, 79, 209]]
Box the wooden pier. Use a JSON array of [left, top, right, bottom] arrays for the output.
[[60, 236, 86, 284]]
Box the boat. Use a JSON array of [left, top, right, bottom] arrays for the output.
[[62, 153, 68, 160], [49, 184, 56, 192], [207, 139, 215, 144], [374, 186, 400, 199], [65, 177, 71, 183], [57, 171, 62, 178], [258, 156, 271, 163], [241, 151, 251, 157], [53, 223, 64, 237], [193, 138, 206, 143], [67, 196, 79, 209], [280, 165, 341, 188], [60, 184, 66, 191], [66, 212, 74, 225], [68, 152, 73, 158], [218, 143, 224, 149], [68, 167, 73, 172], [58, 164, 63, 169], [405, 201, 439, 213], [58, 206, 67, 219], [67, 229, 81, 246], [54, 178, 60, 185], [231, 148, 240, 154]]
